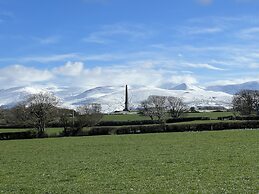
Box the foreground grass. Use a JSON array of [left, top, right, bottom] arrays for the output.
[[0, 130, 258, 193]]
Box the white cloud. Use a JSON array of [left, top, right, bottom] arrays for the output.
[[207, 77, 259, 86], [181, 27, 223, 35], [60, 64, 161, 87], [83, 23, 153, 44], [0, 62, 198, 89], [185, 63, 225, 71], [0, 65, 53, 87], [168, 74, 198, 85], [238, 27, 259, 39], [20, 53, 79, 63], [0, 53, 122, 63], [53, 61, 84, 76], [249, 63, 259, 68], [73, 64, 197, 87]]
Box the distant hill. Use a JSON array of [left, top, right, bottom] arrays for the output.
[[0, 84, 233, 112], [206, 81, 259, 94], [171, 83, 203, 91], [4, 81, 259, 112]]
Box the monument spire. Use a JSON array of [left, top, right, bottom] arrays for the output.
[[123, 85, 129, 111]]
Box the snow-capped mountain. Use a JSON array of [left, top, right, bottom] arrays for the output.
[[206, 81, 259, 94], [171, 83, 203, 91], [0, 86, 48, 108], [0, 83, 235, 112]]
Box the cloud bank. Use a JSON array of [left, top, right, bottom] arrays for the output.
[[0, 61, 199, 89]]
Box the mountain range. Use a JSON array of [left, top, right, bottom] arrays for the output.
[[206, 81, 259, 94], [0, 81, 259, 112]]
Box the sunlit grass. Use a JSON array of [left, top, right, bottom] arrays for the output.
[[0, 130, 258, 193]]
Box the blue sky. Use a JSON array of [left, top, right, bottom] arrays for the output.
[[0, 0, 259, 88]]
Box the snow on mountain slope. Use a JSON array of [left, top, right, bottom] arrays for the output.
[[0, 84, 233, 112], [65, 85, 233, 112], [206, 81, 259, 94], [0, 86, 47, 107], [65, 86, 122, 101], [171, 83, 204, 91], [0, 86, 84, 108], [48, 86, 85, 99]]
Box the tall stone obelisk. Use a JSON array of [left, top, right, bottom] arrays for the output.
[[123, 85, 129, 111]]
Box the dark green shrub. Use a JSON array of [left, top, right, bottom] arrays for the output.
[[0, 130, 37, 140], [88, 126, 115, 136], [166, 117, 210, 123], [97, 120, 159, 126]]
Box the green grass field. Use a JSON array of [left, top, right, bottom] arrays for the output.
[[184, 111, 234, 119], [102, 111, 235, 121], [0, 128, 63, 136], [102, 113, 151, 121], [0, 130, 258, 193], [169, 119, 244, 125], [0, 128, 29, 133]]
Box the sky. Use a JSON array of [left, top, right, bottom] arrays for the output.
[[0, 0, 259, 89]]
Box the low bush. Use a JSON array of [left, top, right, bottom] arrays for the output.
[[115, 124, 166, 135], [59, 127, 82, 136], [0, 130, 37, 140], [88, 121, 259, 136], [97, 120, 160, 126], [166, 121, 259, 132], [235, 116, 259, 120], [0, 125, 32, 129], [2, 120, 259, 140], [88, 126, 115, 136], [98, 117, 210, 126], [166, 117, 210, 123]]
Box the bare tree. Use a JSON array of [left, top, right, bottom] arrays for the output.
[[0, 107, 5, 125], [167, 96, 186, 118], [58, 108, 74, 133], [140, 99, 156, 120], [140, 95, 167, 122], [26, 92, 59, 135], [10, 102, 32, 127], [75, 103, 103, 129], [232, 90, 259, 116]]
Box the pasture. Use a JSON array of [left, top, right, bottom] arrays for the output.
[[102, 111, 234, 121], [0, 130, 258, 193], [102, 113, 151, 121]]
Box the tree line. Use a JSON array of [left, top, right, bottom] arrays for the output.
[[0, 89, 259, 137], [140, 95, 186, 122], [0, 92, 103, 137]]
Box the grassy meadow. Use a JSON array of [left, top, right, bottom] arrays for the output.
[[184, 111, 235, 119], [102, 113, 151, 121], [102, 111, 234, 121], [0, 130, 258, 193]]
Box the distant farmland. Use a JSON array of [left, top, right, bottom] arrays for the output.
[[102, 111, 235, 121], [0, 130, 258, 193]]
